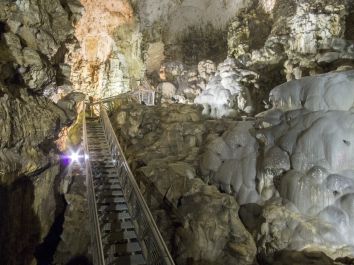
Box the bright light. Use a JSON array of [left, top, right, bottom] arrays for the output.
[[70, 151, 80, 163], [85, 154, 90, 160]]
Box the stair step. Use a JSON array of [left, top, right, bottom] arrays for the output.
[[95, 183, 122, 190], [98, 203, 128, 212], [102, 230, 138, 243], [97, 197, 126, 204], [91, 165, 116, 169], [99, 212, 131, 222], [88, 153, 111, 156], [89, 144, 108, 148], [88, 144, 109, 147], [93, 174, 119, 180], [93, 174, 119, 179], [89, 157, 113, 161], [106, 242, 142, 256], [101, 221, 134, 231], [92, 171, 118, 177], [94, 179, 120, 185], [96, 190, 124, 197], [106, 253, 145, 265]]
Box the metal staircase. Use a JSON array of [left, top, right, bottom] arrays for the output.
[[83, 103, 174, 265]]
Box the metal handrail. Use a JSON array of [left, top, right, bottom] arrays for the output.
[[99, 104, 175, 265], [132, 90, 155, 106], [82, 104, 106, 265]]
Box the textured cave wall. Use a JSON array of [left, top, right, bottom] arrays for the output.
[[71, 0, 145, 98], [131, 0, 253, 73], [0, 1, 83, 264], [70, 0, 252, 97], [226, 0, 354, 112], [192, 0, 354, 120], [109, 100, 257, 265]]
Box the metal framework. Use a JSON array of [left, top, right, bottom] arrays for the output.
[[132, 90, 155, 106], [82, 104, 106, 265], [83, 103, 174, 265]]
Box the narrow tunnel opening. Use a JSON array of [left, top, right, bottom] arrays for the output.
[[34, 195, 67, 265]]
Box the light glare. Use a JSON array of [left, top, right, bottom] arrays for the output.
[[70, 151, 80, 163]]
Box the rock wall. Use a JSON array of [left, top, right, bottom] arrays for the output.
[[252, 70, 354, 259], [0, 1, 85, 264], [133, 0, 252, 72], [227, 0, 354, 101], [71, 0, 145, 97], [109, 100, 257, 265]]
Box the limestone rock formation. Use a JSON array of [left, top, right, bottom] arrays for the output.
[[253, 70, 354, 259], [71, 0, 144, 97], [109, 99, 257, 265], [269, 70, 354, 111], [175, 182, 256, 265], [0, 1, 85, 264], [200, 121, 260, 205], [0, 86, 68, 184], [195, 58, 257, 118], [53, 165, 90, 264], [134, 0, 251, 68], [0, 83, 72, 264], [228, 0, 354, 88], [157, 61, 210, 103], [0, 0, 74, 93]]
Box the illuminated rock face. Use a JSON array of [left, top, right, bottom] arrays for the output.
[[0, 0, 74, 93], [228, 0, 353, 81], [200, 121, 260, 204], [269, 70, 354, 112], [71, 0, 144, 97], [254, 70, 354, 258], [198, 70, 354, 259], [195, 58, 257, 118]]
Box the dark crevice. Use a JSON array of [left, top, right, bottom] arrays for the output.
[[345, 11, 354, 41], [0, 177, 41, 265], [5, 71, 25, 86], [65, 256, 92, 265], [34, 195, 67, 265], [0, 21, 9, 34]]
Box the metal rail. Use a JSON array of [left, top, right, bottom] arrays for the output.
[[82, 104, 106, 265], [131, 90, 155, 106], [83, 102, 174, 265], [99, 104, 175, 265]]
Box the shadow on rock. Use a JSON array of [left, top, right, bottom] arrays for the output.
[[65, 256, 92, 265], [0, 177, 41, 265]]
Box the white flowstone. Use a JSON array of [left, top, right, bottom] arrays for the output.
[[158, 82, 177, 102], [198, 60, 216, 82], [194, 58, 256, 118], [269, 70, 354, 112], [254, 71, 354, 258], [200, 121, 259, 204]]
